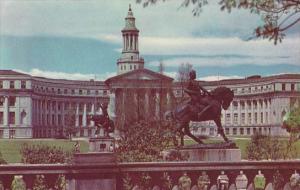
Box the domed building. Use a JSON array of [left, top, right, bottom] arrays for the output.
[[0, 6, 299, 138]]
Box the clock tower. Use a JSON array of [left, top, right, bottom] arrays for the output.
[[117, 5, 144, 75]]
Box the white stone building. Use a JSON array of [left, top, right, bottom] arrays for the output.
[[0, 6, 299, 138]]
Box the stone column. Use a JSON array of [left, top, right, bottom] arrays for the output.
[[245, 101, 248, 126], [62, 102, 65, 126], [108, 90, 116, 118], [83, 103, 87, 127], [237, 100, 241, 126], [144, 89, 149, 118], [3, 96, 8, 126], [257, 99, 261, 125], [28, 98, 32, 126], [75, 103, 79, 127], [15, 97, 20, 126], [230, 102, 234, 126], [155, 91, 160, 119], [251, 100, 255, 124], [166, 91, 171, 110], [39, 100, 42, 125]]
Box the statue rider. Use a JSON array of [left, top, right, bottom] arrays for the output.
[[99, 103, 110, 136], [184, 70, 211, 118]]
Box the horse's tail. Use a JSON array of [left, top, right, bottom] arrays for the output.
[[164, 111, 174, 121]]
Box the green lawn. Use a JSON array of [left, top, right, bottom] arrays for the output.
[[0, 138, 299, 163], [0, 139, 89, 163]]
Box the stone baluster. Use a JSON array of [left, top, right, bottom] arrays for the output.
[[235, 170, 248, 190], [191, 171, 211, 190], [253, 170, 266, 190], [217, 171, 229, 190], [173, 173, 192, 190], [11, 175, 26, 190], [283, 170, 300, 190]]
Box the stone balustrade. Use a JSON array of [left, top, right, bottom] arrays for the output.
[[0, 161, 299, 190]]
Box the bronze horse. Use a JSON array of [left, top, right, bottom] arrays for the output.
[[87, 105, 115, 136], [165, 86, 234, 146]]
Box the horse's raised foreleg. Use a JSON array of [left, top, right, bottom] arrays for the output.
[[214, 118, 229, 142]]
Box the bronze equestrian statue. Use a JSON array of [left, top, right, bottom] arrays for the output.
[[87, 103, 114, 137], [165, 70, 234, 146]]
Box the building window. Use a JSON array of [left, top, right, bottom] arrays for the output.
[[21, 81, 26, 89], [241, 102, 245, 110], [58, 89, 61, 94], [9, 112, 15, 124], [0, 112, 3, 124], [248, 113, 251, 124], [0, 97, 4, 106], [225, 128, 229, 135], [0, 81, 3, 89], [79, 115, 83, 126], [291, 83, 295, 91], [134, 65, 137, 70], [71, 89, 75, 94], [103, 90, 107, 95], [9, 97, 16, 107], [247, 128, 251, 135], [52, 115, 55, 125], [254, 113, 258, 124], [225, 114, 230, 125], [130, 65, 132, 70], [253, 128, 257, 134], [282, 83, 286, 91], [64, 89, 68, 94], [79, 90, 82, 95], [253, 101, 257, 109], [241, 113, 245, 125], [87, 90, 90, 95], [233, 128, 237, 135], [233, 113, 238, 125], [57, 115, 62, 125], [52, 88, 55, 92], [10, 81, 14, 89], [240, 128, 244, 135], [261, 112, 263, 124], [233, 102, 238, 110]]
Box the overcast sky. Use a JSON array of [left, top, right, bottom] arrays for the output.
[[0, 0, 299, 81]]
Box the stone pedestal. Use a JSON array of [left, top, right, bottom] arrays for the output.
[[89, 137, 115, 152], [179, 148, 241, 162], [71, 137, 117, 190]]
